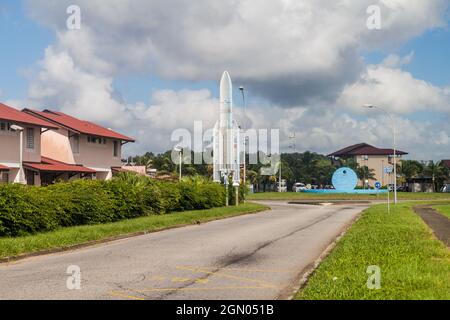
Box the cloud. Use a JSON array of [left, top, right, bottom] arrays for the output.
[[381, 52, 415, 68], [337, 64, 450, 114], [24, 46, 450, 160], [25, 0, 449, 105], [18, 0, 450, 161]]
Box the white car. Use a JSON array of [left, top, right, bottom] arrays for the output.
[[292, 183, 307, 192]]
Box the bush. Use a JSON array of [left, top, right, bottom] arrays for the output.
[[0, 184, 66, 236], [0, 174, 227, 237], [178, 177, 226, 210]]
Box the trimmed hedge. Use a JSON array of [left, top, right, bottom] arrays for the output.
[[0, 175, 228, 237]]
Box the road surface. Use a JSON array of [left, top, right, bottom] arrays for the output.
[[0, 201, 367, 300]]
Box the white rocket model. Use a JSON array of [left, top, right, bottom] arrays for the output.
[[213, 71, 240, 185]]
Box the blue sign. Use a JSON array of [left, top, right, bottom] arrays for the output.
[[384, 166, 393, 174], [375, 181, 382, 189], [332, 167, 358, 192]]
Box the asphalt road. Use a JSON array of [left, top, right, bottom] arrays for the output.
[[0, 201, 367, 300]]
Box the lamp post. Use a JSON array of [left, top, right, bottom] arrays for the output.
[[239, 86, 247, 199], [10, 125, 25, 184], [363, 104, 397, 204], [173, 145, 182, 181]]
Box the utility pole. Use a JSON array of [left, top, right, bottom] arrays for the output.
[[363, 104, 398, 204], [279, 156, 282, 193], [239, 86, 247, 201]]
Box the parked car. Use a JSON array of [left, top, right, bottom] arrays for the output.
[[292, 183, 307, 192], [441, 184, 450, 193], [396, 185, 409, 192]]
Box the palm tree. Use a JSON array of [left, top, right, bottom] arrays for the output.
[[356, 166, 376, 188], [397, 160, 423, 186], [423, 161, 449, 192]]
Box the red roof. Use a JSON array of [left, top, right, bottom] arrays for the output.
[[24, 157, 96, 173], [0, 103, 58, 129], [0, 164, 9, 171], [328, 143, 408, 157], [23, 109, 135, 142]]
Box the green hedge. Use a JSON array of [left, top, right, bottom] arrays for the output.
[[0, 174, 229, 237]]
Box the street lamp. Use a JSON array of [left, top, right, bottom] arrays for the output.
[[363, 104, 398, 204], [239, 86, 247, 198], [173, 145, 182, 181], [10, 125, 25, 184]]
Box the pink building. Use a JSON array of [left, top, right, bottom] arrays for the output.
[[23, 109, 135, 184], [0, 103, 135, 186], [0, 103, 61, 185]]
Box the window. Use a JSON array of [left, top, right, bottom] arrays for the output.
[[113, 141, 119, 157], [70, 134, 80, 154], [0, 122, 12, 132], [87, 136, 107, 145], [0, 172, 8, 185], [26, 128, 34, 149]]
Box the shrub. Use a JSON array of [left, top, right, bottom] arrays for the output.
[[0, 174, 227, 237], [0, 184, 59, 236]]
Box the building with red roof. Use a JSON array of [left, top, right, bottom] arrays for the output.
[[23, 109, 135, 182], [0, 103, 59, 185], [328, 143, 408, 188]]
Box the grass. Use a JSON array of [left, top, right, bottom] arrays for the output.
[[296, 203, 450, 300], [433, 205, 450, 219], [0, 202, 269, 260], [248, 191, 450, 201]]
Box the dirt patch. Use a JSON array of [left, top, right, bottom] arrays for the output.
[[413, 205, 450, 247]]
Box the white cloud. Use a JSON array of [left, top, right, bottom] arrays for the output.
[[338, 65, 450, 114], [381, 52, 415, 68], [25, 0, 449, 104], [28, 48, 130, 128]]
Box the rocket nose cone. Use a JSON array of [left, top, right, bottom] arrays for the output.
[[220, 71, 232, 101]]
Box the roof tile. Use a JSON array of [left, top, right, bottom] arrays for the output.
[[0, 103, 58, 129], [23, 109, 135, 142]]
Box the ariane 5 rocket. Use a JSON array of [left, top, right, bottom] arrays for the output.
[[213, 71, 240, 185]]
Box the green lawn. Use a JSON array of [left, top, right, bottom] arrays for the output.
[[248, 192, 450, 201], [433, 205, 450, 219], [0, 203, 269, 260], [296, 203, 450, 300]]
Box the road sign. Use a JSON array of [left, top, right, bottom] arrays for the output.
[[384, 166, 393, 174], [375, 181, 382, 189]]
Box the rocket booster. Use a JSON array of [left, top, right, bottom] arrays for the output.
[[213, 71, 240, 183]]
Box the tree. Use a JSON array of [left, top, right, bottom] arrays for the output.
[[397, 160, 423, 185], [423, 161, 449, 192], [356, 166, 376, 188]]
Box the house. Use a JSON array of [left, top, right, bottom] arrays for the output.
[[328, 143, 408, 187], [0, 103, 65, 185], [23, 109, 135, 183]]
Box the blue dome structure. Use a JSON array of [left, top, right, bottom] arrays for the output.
[[332, 167, 358, 191]]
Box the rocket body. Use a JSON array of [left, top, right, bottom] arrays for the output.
[[213, 71, 240, 184]]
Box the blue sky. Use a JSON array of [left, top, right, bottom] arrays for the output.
[[0, 1, 53, 99], [1, 0, 450, 159]]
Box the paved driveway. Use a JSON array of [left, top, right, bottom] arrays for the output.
[[0, 201, 367, 300]]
